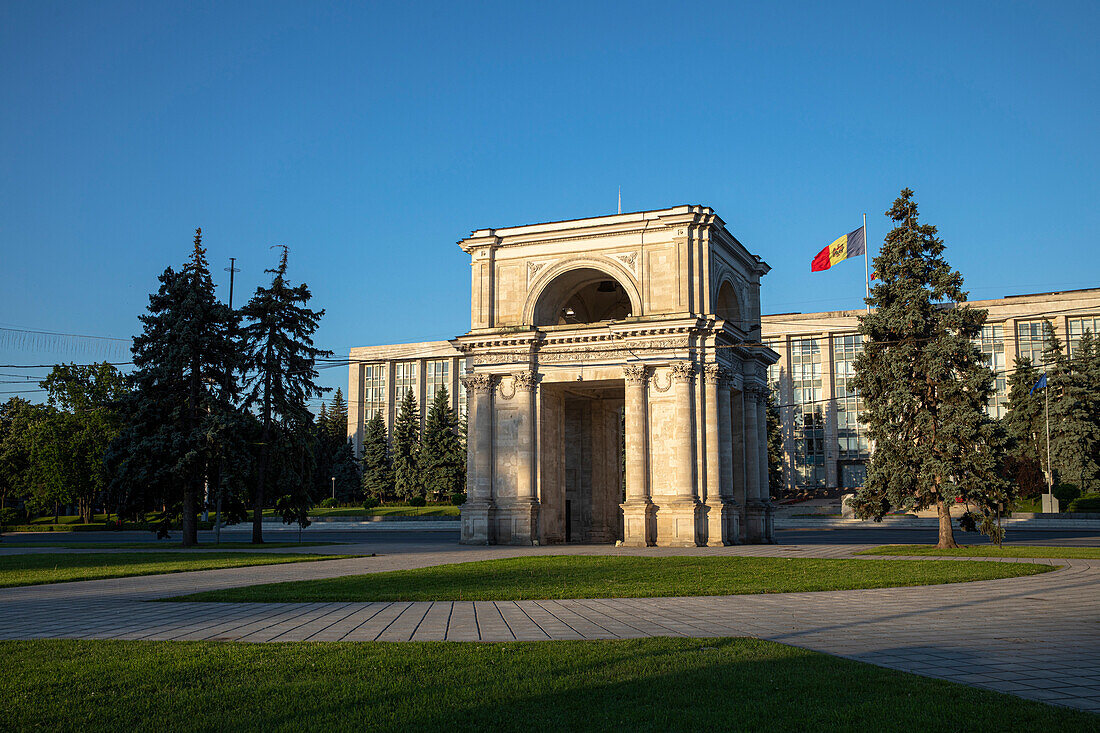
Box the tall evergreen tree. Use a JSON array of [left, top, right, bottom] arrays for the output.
[[1002, 356, 1046, 499], [108, 230, 238, 545], [851, 190, 1009, 548], [420, 387, 464, 499], [766, 390, 784, 499], [327, 389, 349, 448], [239, 248, 331, 543], [391, 389, 421, 501], [360, 411, 393, 501], [1048, 328, 1100, 492], [330, 439, 361, 501]]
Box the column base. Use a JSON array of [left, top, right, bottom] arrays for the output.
[[743, 500, 768, 544], [705, 501, 742, 546], [620, 500, 656, 547], [653, 499, 705, 547], [459, 502, 493, 545], [763, 501, 777, 544], [493, 501, 540, 545]]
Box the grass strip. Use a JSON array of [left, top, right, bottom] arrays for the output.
[[171, 555, 1052, 603], [0, 638, 1092, 732], [859, 544, 1100, 559], [0, 552, 353, 588]]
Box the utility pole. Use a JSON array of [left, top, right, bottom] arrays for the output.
[[215, 257, 241, 545]]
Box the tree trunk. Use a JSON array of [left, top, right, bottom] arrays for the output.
[[182, 481, 197, 547], [936, 498, 959, 549]]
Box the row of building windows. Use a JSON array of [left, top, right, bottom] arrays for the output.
[[769, 316, 1099, 488], [359, 360, 466, 422]]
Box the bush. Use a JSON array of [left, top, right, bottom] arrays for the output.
[[0, 507, 22, 526], [1053, 484, 1081, 506], [408, 496, 427, 507], [450, 492, 467, 506], [363, 497, 381, 510], [1068, 493, 1100, 513], [320, 498, 339, 509]]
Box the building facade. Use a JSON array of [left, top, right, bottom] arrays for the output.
[[762, 287, 1100, 496], [348, 205, 778, 547]]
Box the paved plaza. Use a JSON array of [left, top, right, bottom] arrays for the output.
[[1, 535, 1097, 713]]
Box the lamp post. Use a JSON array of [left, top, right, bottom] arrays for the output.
[[331, 477, 336, 501]]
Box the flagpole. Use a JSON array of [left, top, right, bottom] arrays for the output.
[[863, 212, 869, 313]]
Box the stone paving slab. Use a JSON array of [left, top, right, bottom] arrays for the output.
[[0, 543, 1097, 713]]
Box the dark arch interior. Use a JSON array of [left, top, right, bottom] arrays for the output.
[[533, 268, 633, 326], [715, 280, 741, 323]]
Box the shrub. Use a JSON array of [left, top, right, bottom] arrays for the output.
[[408, 496, 427, 507], [320, 498, 339, 509], [1068, 493, 1100, 513], [450, 492, 467, 506], [0, 507, 21, 526], [1053, 483, 1081, 506], [363, 497, 381, 510]]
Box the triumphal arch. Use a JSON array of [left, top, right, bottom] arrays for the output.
[[453, 205, 778, 547]]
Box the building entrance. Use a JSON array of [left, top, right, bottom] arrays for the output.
[[538, 382, 624, 544]]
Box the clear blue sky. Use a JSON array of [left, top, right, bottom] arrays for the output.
[[2, 1, 1097, 406]]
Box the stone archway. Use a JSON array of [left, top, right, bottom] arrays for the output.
[[524, 259, 642, 326]]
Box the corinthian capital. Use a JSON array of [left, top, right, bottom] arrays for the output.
[[512, 371, 538, 391], [702, 364, 722, 385], [461, 373, 496, 394], [669, 361, 696, 383], [622, 364, 649, 385]]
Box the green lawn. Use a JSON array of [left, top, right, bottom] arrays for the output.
[[269, 505, 461, 517], [0, 552, 353, 588], [173, 555, 1052, 603], [0, 638, 1092, 732], [0, 541, 341, 550], [860, 545, 1100, 559]]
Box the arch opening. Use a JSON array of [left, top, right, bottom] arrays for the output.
[[715, 280, 741, 324], [532, 267, 634, 326]]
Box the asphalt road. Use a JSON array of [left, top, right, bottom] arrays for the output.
[[3, 526, 1099, 547]]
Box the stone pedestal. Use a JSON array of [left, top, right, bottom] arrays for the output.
[[494, 501, 540, 545], [654, 499, 705, 547], [460, 502, 492, 545], [621, 500, 657, 546], [705, 500, 741, 547]]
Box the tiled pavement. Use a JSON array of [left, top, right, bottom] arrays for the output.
[[0, 542, 1097, 713]]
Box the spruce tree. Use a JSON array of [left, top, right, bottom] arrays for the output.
[[420, 387, 464, 500], [327, 389, 349, 449], [1049, 329, 1100, 493], [360, 411, 393, 500], [1002, 357, 1046, 500], [766, 390, 784, 498], [330, 439, 361, 501], [391, 389, 421, 501], [239, 248, 331, 543], [108, 230, 238, 545], [851, 190, 1009, 548]]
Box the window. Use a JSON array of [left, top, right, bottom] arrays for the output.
[[1016, 320, 1054, 368], [1068, 316, 1100, 356], [974, 324, 1007, 418], [395, 362, 418, 403], [790, 337, 825, 488], [832, 334, 869, 460], [425, 360, 450, 407], [362, 363, 386, 421]]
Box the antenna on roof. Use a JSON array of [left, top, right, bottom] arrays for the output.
[[617, 186, 621, 214]]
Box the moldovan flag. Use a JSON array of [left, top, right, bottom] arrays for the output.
[[811, 226, 866, 272]]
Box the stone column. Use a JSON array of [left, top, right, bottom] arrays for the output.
[[621, 364, 655, 546], [742, 384, 766, 542], [459, 373, 494, 544], [655, 361, 703, 547], [715, 367, 741, 544], [497, 371, 539, 544]]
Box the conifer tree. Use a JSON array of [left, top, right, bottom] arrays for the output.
[[1048, 328, 1100, 492], [851, 190, 1009, 548], [360, 411, 393, 500], [420, 387, 464, 500], [1002, 356, 1045, 499], [766, 390, 784, 498], [330, 439, 361, 501], [239, 248, 331, 543], [327, 388, 349, 449], [108, 229, 238, 545], [391, 389, 421, 500]]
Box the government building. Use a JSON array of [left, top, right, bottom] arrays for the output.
[[348, 205, 778, 547], [762, 287, 1100, 496]]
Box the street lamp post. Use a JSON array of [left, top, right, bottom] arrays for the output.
[[331, 477, 336, 501]]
